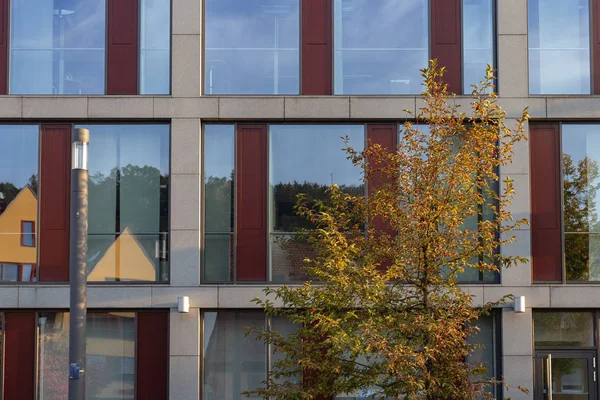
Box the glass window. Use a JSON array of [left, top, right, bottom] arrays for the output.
[[205, 0, 300, 94], [333, 0, 429, 95], [462, 0, 495, 93], [562, 125, 600, 281], [82, 124, 170, 282], [21, 221, 35, 247], [0, 125, 39, 282], [528, 0, 591, 94], [38, 312, 136, 400], [203, 311, 267, 398], [10, 0, 106, 94], [140, 0, 171, 94], [204, 125, 235, 282], [467, 315, 499, 397], [534, 311, 594, 347], [269, 125, 365, 281]]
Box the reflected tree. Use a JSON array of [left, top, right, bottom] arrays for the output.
[[563, 154, 600, 280]]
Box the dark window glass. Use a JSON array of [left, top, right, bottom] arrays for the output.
[[528, 0, 590, 94], [462, 0, 495, 93], [140, 0, 171, 94], [37, 312, 136, 400], [466, 315, 499, 397], [203, 125, 235, 282], [10, 0, 106, 94], [562, 125, 600, 281], [81, 124, 170, 282], [1, 264, 18, 281], [534, 311, 594, 347], [269, 125, 364, 281], [333, 0, 429, 94], [0, 125, 39, 282], [22, 221, 35, 247], [205, 0, 300, 94]]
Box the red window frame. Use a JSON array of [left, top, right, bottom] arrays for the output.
[[20, 220, 35, 247]]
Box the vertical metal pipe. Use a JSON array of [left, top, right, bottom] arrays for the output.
[[69, 128, 90, 400]]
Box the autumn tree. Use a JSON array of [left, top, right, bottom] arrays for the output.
[[247, 61, 529, 400]]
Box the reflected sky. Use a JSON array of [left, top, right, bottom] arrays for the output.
[[10, 0, 106, 94], [140, 0, 171, 94], [0, 126, 39, 187], [528, 0, 590, 94], [462, 0, 494, 93], [270, 125, 364, 186], [205, 0, 299, 94], [333, 0, 428, 94]]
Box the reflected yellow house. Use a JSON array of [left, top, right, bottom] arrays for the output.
[[88, 227, 156, 282], [0, 185, 37, 265]]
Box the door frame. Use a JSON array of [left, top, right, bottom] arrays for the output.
[[534, 350, 597, 400]]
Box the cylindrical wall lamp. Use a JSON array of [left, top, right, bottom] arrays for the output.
[[178, 296, 190, 313], [513, 296, 526, 313]]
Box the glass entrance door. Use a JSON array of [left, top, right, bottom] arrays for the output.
[[535, 351, 596, 400]]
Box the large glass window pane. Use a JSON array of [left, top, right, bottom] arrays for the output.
[[140, 0, 171, 94], [269, 125, 364, 281], [38, 312, 136, 400], [204, 125, 235, 282], [562, 125, 600, 281], [467, 315, 499, 397], [83, 124, 170, 282], [205, 0, 300, 94], [0, 126, 39, 282], [10, 0, 106, 94], [534, 312, 594, 347], [204, 311, 267, 399], [463, 0, 494, 93], [528, 0, 590, 94], [334, 0, 428, 95]]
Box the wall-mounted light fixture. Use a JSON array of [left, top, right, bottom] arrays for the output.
[[513, 296, 526, 313], [178, 296, 190, 313]]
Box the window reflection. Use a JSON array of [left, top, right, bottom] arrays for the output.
[[534, 312, 594, 347], [140, 0, 171, 94], [82, 124, 170, 282], [204, 125, 235, 282], [562, 125, 600, 281], [528, 0, 591, 94], [463, 0, 495, 93], [10, 0, 106, 94], [270, 125, 364, 281], [0, 126, 39, 282], [37, 312, 136, 400], [333, 0, 428, 95], [205, 0, 300, 94]]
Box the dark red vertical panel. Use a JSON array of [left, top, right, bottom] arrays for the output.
[[236, 125, 268, 281], [430, 0, 462, 94], [367, 125, 397, 270], [593, 0, 600, 93], [0, 0, 7, 94], [137, 311, 169, 400], [301, 0, 332, 95], [107, 0, 139, 94], [4, 312, 36, 400], [39, 125, 71, 282], [530, 123, 562, 281]]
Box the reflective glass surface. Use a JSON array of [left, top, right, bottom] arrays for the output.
[[10, 0, 106, 94], [528, 0, 591, 94], [333, 0, 429, 94], [204, 125, 235, 282], [466, 315, 498, 396], [269, 125, 364, 281], [463, 0, 495, 93], [534, 312, 594, 347], [140, 0, 171, 94], [203, 311, 267, 398], [205, 0, 300, 94], [37, 312, 136, 400], [81, 124, 170, 282], [562, 125, 600, 281], [0, 125, 39, 282]]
